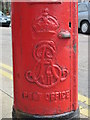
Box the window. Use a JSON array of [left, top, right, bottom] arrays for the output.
[[78, 4, 88, 12]]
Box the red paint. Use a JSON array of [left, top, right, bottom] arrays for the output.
[[12, 2, 78, 115]]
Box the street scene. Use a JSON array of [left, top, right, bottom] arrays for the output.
[[0, 0, 90, 120]]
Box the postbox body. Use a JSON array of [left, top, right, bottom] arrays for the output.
[[12, 1, 79, 119]]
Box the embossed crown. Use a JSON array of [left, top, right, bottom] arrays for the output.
[[33, 8, 60, 34]]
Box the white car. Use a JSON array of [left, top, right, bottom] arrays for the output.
[[78, 2, 90, 34], [0, 11, 11, 27]]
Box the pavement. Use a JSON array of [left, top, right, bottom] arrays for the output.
[[0, 27, 89, 119]]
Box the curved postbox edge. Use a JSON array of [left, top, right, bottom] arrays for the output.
[[12, 107, 80, 120]]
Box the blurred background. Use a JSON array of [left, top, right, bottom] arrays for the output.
[[0, 1, 11, 15]]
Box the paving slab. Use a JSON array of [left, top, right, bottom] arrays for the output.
[[0, 90, 13, 119]]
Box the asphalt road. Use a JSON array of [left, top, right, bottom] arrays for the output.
[[0, 27, 89, 118]]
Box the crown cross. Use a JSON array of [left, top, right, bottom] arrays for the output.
[[33, 8, 60, 34]]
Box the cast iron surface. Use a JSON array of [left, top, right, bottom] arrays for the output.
[[12, 108, 80, 120], [12, 2, 78, 116]]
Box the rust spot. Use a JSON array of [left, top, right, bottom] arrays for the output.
[[73, 43, 76, 53]]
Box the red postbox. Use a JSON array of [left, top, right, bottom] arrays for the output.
[[12, 1, 79, 119]]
